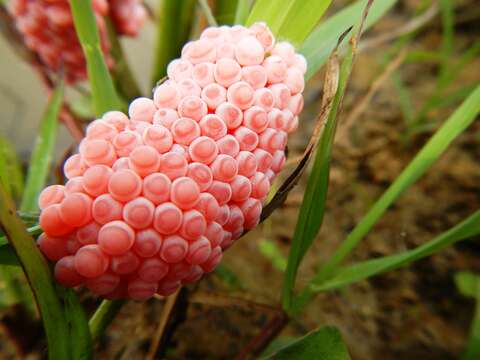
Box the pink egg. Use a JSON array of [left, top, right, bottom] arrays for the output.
[[249, 22, 275, 51], [227, 81, 254, 110], [82, 165, 112, 197], [177, 78, 202, 98], [192, 62, 215, 88], [215, 204, 230, 225], [224, 205, 244, 232], [214, 58, 242, 87], [38, 184, 66, 210], [233, 126, 259, 151], [59, 192, 93, 227], [128, 278, 158, 300], [215, 42, 235, 60], [153, 202, 183, 234], [208, 180, 232, 205], [111, 251, 140, 274], [284, 67, 305, 95], [123, 197, 155, 229], [243, 106, 269, 133], [160, 235, 188, 263], [250, 172, 270, 199], [182, 265, 204, 284], [187, 162, 213, 191], [167, 59, 193, 82], [54, 256, 84, 287], [103, 111, 130, 131], [37, 233, 69, 261], [235, 35, 264, 66], [253, 148, 273, 173], [199, 114, 227, 140], [108, 169, 142, 202], [271, 41, 296, 66], [271, 150, 286, 173], [86, 119, 118, 141], [242, 65, 267, 89], [64, 154, 87, 179], [81, 139, 116, 167], [186, 236, 211, 265], [240, 197, 262, 229], [142, 173, 171, 205], [170, 176, 200, 209], [201, 83, 227, 110], [128, 97, 156, 123], [153, 81, 181, 109], [258, 128, 286, 153], [205, 221, 224, 247], [138, 258, 169, 282], [210, 154, 238, 182], [86, 273, 120, 295], [216, 135, 240, 158], [128, 145, 161, 177], [159, 151, 188, 180], [178, 96, 208, 121], [112, 130, 142, 157], [182, 39, 216, 64], [189, 136, 219, 165], [236, 151, 258, 177], [179, 209, 207, 240], [263, 56, 287, 84], [268, 83, 291, 109], [254, 88, 275, 112], [293, 53, 308, 74], [215, 102, 243, 130], [98, 221, 135, 256], [134, 228, 163, 257], [153, 108, 179, 129], [65, 177, 84, 194], [195, 193, 220, 222], [74, 244, 109, 278], [143, 124, 173, 154], [288, 93, 304, 116], [201, 246, 223, 273], [76, 222, 101, 245], [171, 117, 201, 145], [157, 279, 180, 296], [230, 175, 252, 203]]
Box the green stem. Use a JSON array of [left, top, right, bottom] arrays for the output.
[[463, 288, 480, 360], [89, 299, 126, 342], [198, 0, 218, 26], [151, 0, 195, 85]]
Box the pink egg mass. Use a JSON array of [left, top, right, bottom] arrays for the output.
[[37, 22, 305, 300], [9, 0, 146, 83]]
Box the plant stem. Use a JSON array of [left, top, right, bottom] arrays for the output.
[[198, 0, 218, 26], [89, 299, 126, 342]]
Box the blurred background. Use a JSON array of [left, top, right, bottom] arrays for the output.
[[1, 0, 480, 359]]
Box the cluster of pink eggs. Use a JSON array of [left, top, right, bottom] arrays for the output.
[[9, 0, 146, 83], [37, 22, 306, 300]]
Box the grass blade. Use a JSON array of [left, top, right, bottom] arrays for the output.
[[300, 0, 398, 80], [234, 0, 252, 25], [305, 210, 480, 293], [214, 0, 238, 25], [0, 183, 70, 359], [245, 0, 294, 34], [281, 0, 374, 312], [89, 299, 126, 342], [276, 0, 332, 46], [265, 326, 351, 360], [20, 81, 63, 213], [311, 84, 480, 290], [152, 0, 195, 85], [69, 0, 122, 116], [0, 136, 24, 202]]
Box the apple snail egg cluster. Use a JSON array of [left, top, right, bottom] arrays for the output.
[[37, 22, 306, 300], [9, 0, 146, 83]]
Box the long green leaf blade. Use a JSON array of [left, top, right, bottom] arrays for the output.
[[0, 183, 70, 359], [20, 81, 63, 212], [245, 0, 293, 34], [152, 0, 195, 85], [276, 0, 332, 46], [312, 84, 480, 287], [300, 0, 398, 80], [307, 210, 480, 293], [265, 326, 351, 360], [70, 0, 121, 116]]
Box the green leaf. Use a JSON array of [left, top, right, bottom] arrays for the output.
[[302, 210, 480, 294], [69, 0, 122, 116], [311, 84, 480, 290], [455, 271, 480, 299], [246, 0, 332, 46], [276, 0, 332, 46], [0, 136, 24, 202], [0, 182, 70, 359], [152, 0, 196, 85], [258, 240, 287, 272], [215, 0, 239, 25], [20, 81, 64, 213], [62, 288, 93, 360], [0, 244, 19, 266], [300, 0, 398, 80], [265, 326, 351, 360], [89, 299, 125, 342], [234, 0, 252, 25]]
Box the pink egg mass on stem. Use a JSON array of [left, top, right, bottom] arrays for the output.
[[36, 21, 305, 300]]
